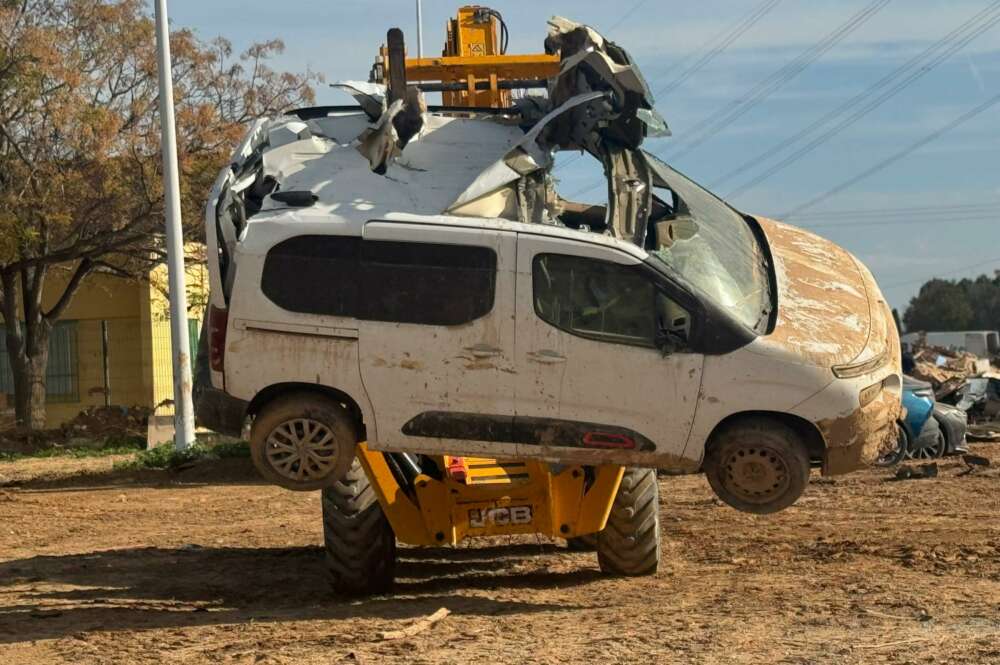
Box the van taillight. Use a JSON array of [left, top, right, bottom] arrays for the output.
[[208, 305, 228, 372]]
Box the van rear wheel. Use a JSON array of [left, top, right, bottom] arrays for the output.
[[249, 393, 358, 491]]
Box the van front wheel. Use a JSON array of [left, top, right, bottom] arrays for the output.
[[703, 417, 810, 515]]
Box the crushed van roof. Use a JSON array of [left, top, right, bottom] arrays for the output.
[[250, 112, 527, 225]]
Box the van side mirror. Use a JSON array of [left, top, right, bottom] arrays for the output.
[[655, 326, 686, 357]]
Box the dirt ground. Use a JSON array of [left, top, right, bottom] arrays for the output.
[[1, 446, 999, 665]]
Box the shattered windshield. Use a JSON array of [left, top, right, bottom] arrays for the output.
[[643, 155, 772, 332]]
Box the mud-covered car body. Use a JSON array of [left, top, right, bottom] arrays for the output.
[[196, 17, 901, 479]]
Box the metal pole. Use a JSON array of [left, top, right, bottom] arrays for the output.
[[100, 320, 111, 408], [153, 0, 196, 451], [415, 0, 424, 57]]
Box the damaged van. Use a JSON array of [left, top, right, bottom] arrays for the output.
[[195, 17, 901, 517]]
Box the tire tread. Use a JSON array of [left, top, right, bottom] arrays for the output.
[[596, 468, 661, 576], [322, 459, 396, 595]]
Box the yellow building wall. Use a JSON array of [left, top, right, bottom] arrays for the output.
[[7, 251, 209, 427], [146, 252, 209, 417], [39, 268, 149, 426]]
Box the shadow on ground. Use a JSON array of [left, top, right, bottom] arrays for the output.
[[0, 543, 601, 643], [1, 457, 265, 492]]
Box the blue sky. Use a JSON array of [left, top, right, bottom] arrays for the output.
[[166, 0, 1000, 312]]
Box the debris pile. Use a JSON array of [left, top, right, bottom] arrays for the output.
[[64, 405, 151, 442], [909, 345, 983, 400], [0, 405, 151, 456], [904, 338, 1000, 444]]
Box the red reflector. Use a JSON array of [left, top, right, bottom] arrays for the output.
[[208, 305, 228, 373], [446, 456, 468, 482], [582, 431, 635, 449]]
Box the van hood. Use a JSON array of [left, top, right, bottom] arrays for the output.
[[755, 217, 876, 368]]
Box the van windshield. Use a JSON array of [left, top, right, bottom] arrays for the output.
[[643, 154, 772, 332]]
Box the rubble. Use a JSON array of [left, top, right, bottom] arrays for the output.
[[64, 405, 151, 441], [904, 338, 1000, 435], [0, 405, 151, 456], [909, 345, 982, 400], [891, 463, 939, 481], [968, 422, 1000, 443]]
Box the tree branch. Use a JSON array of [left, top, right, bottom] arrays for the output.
[[44, 258, 92, 321]]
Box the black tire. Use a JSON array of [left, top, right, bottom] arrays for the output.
[[905, 418, 946, 460], [249, 393, 358, 491], [875, 423, 908, 467], [322, 458, 396, 595], [703, 417, 810, 515], [596, 468, 660, 576]]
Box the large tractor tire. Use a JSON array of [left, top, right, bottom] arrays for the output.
[[596, 467, 661, 576], [322, 458, 396, 595]]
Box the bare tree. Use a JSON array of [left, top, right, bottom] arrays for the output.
[[0, 0, 320, 428]]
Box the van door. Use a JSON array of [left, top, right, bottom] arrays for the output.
[[358, 221, 518, 455], [513, 233, 704, 466]]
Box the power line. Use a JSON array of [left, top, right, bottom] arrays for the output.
[[800, 214, 996, 229], [651, 0, 782, 100], [556, 0, 779, 176], [719, 1, 1000, 196], [780, 89, 1000, 218], [565, 1, 799, 197], [789, 202, 1000, 220], [881, 256, 1000, 289], [604, 0, 649, 35], [664, 0, 890, 162]]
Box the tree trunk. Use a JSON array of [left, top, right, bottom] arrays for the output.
[[0, 268, 52, 430], [10, 337, 49, 430]]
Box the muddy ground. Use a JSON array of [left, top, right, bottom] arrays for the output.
[[1, 446, 999, 664]]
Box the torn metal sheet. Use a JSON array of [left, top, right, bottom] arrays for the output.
[[330, 80, 387, 119], [356, 86, 427, 174], [446, 90, 605, 213]]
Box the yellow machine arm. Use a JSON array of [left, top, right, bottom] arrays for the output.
[[373, 5, 560, 108]]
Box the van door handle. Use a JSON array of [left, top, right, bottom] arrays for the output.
[[464, 344, 503, 359], [528, 350, 567, 364]]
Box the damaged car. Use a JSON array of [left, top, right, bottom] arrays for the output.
[[195, 17, 901, 516]]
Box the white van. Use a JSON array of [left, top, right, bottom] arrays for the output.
[[195, 98, 901, 515]]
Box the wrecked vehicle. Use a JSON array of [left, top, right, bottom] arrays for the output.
[[878, 377, 936, 466], [195, 12, 900, 591], [934, 402, 969, 456]]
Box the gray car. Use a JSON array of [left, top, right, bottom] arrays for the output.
[[934, 402, 969, 456]]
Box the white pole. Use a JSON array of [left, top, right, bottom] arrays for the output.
[[154, 0, 196, 451], [416, 0, 424, 57]]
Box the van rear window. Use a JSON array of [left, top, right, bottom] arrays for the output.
[[261, 235, 496, 326], [261, 235, 360, 317]]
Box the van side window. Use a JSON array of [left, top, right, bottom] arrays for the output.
[[261, 235, 360, 316], [533, 253, 690, 348], [362, 241, 496, 326], [261, 235, 496, 326]]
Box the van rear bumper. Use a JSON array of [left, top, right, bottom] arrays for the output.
[[193, 320, 247, 437], [194, 383, 248, 438]]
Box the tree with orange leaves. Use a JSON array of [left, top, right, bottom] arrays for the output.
[[0, 0, 320, 428]]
